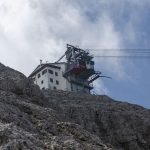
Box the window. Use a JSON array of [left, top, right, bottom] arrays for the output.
[[42, 69, 47, 75], [49, 69, 53, 74], [38, 73, 41, 78], [50, 78, 53, 83], [54, 86, 57, 90], [41, 80, 44, 84], [56, 80, 59, 85], [55, 72, 58, 76], [90, 61, 94, 65], [77, 86, 79, 91], [71, 84, 73, 91]]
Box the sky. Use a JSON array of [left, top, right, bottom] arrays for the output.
[[0, 0, 150, 108]]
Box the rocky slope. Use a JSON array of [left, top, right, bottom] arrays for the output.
[[0, 62, 150, 150], [0, 63, 112, 150], [44, 90, 150, 150]]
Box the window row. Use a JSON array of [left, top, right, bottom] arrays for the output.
[[38, 69, 58, 78], [50, 78, 59, 85], [41, 79, 59, 85], [42, 86, 57, 90], [49, 69, 58, 76]]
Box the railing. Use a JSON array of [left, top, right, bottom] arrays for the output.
[[69, 76, 93, 89]]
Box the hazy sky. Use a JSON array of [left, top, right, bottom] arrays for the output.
[[0, 0, 150, 108]]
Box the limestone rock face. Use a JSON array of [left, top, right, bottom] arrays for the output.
[[0, 63, 111, 150], [43, 90, 150, 150], [0, 63, 46, 106], [0, 62, 150, 150]]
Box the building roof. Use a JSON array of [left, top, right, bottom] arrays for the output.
[[29, 62, 66, 77]]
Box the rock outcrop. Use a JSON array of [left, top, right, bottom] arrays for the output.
[[0, 63, 111, 150], [43, 88, 150, 150], [0, 62, 150, 150]]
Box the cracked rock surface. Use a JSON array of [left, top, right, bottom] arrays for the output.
[[43, 87, 150, 150], [0, 63, 112, 149], [0, 63, 150, 150]]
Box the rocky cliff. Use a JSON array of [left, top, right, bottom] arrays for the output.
[[0, 63, 149, 150]]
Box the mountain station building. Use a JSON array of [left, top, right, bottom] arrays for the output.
[[29, 44, 101, 93]]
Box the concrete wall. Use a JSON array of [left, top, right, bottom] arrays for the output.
[[32, 63, 90, 93], [33, 67, 49, 90]]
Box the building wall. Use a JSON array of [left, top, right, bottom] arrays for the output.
[[31, 63, 90, 93], [32, 64, 67, 91], [47, 64, 68, 90], [70, 83, 90, 93], [55, 63, 68, 91], [33, 67, 49, 90]]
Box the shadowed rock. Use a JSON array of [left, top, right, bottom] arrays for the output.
[[0, 63, 46, 106], [43, 89, 150, 150], [0, 62, 150, 150], [0, 63, 112, 150]]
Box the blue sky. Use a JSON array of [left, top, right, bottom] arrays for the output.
[[0, 0, 150, 108]]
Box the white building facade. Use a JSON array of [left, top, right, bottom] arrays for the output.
[[29, 62, 92, 93], [29, 44, 103, 94]]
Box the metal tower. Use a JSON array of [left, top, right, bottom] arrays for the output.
[[56, 44, 102, 92]]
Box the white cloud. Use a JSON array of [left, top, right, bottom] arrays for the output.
[[92, 80, 109, 95], [0, 0, 123, 75], [0, 0, 148, 94]]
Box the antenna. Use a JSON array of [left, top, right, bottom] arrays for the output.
[[40, 60, 42, 66]]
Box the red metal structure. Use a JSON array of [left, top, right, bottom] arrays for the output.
[[56, 44, 102, 92]]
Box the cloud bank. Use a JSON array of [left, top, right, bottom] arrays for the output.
[[0, 0, 149, 95]]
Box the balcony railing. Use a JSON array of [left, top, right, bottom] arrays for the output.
[[69, 76, 93, 89]]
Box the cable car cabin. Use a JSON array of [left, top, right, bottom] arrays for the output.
[[67, 60, 94, 75], [66, 61, 85, 75], [70, 64, 86, 75], [65, 61, 95, 81]]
